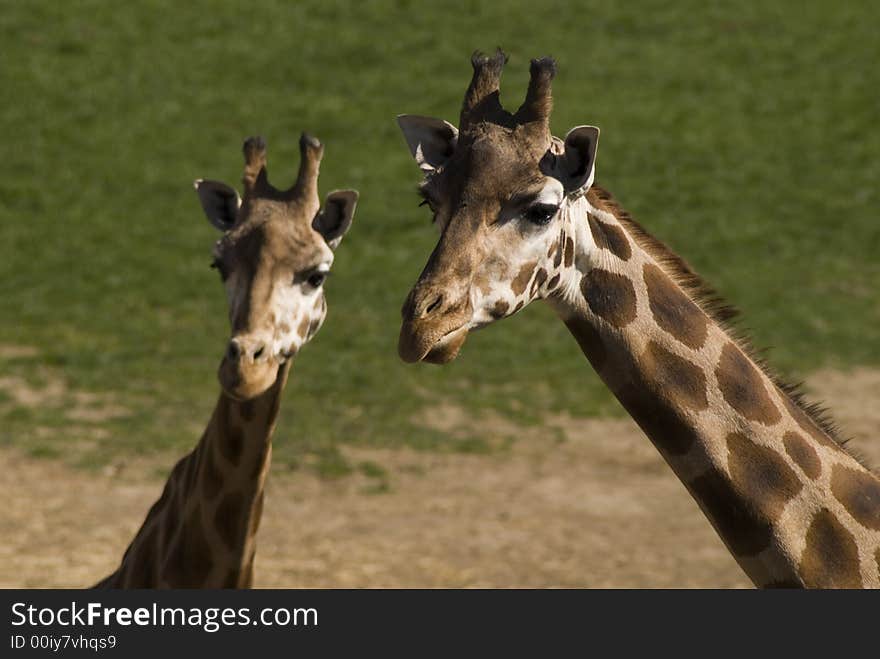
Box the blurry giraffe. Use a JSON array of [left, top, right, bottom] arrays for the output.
[[95, 133, 358, 587]]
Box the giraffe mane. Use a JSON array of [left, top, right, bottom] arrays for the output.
[[585, 184, 871, 468]]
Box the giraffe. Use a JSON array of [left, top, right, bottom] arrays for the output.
[[94, 133, 358, 588], [394, 50, 880, 588]]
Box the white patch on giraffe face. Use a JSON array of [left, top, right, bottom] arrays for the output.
[[222, 255, 332, 364], [532, 180, 565, 208], [269, 260, 331, 360], [469, 178, 567, 327]]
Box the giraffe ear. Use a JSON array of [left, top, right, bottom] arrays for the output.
[[313, 189, 358, 249], [397, 115, 458, 173], [549, 126, 600, 193], [194, 179, 241, 231]]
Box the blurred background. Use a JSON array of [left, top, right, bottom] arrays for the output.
[[1, 1, 877, 587]]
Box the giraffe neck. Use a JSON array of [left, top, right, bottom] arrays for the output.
[[546, 187, 880, 588], [95, 361, 292, 588]]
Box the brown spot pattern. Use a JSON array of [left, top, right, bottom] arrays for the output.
[[831, 465, 880, 530], [588, 214, 632, 261], [715, 343, 781, 425], [726, 432, 802, 521], [640, 341, 708, 412], [511, 260, 537, 296], [782, 431, 821, 480], [563, 316, 607, 371], [475, 275, 492, 296], [529, 268, 548, 297], [297, 315, 310, 338], [239, 400, 256, 422], [799, 508, 862, 588], [563, 237, 574, 267], [616, 383, 700, 456], [690, 469, 773, 556], [308, 316, 321, 336], [546, 273, 560, 291], [642, 263, 708, 349], [201, 446, 224, 500], [513, 300, 524, 313], [581, 269, 637, 328], [489, 300, 509, 319], [214, 491, 246, 551], [220, 424, 245, 465]]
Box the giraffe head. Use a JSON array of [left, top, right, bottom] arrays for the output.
[[397, 51, 599, 363], [195, 134, 358, 400]]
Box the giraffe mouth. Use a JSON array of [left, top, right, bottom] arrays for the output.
[[425, 325, 471, 364], [399, 321, 470, 364]]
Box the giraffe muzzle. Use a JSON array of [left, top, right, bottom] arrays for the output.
[[218, 337, 280, 400], [400, 270, 474, 364], [398, 318, 471, 364]]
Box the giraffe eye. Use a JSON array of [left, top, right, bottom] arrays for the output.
[[306, 272, 327, 288], [524, 203, 558, 225]]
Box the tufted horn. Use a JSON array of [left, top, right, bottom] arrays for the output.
[[286, 132, 324, 206], [460, 49, 508, 132], [515, 56, 556, 129], [241, 135, 272, 202]]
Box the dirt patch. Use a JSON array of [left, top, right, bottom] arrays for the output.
[[0, 344, 40, 359], [0, 369, 876, 588], [0, 375, 66, 408], [0, 368, 130, 425]]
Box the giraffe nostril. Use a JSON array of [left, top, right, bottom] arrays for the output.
[[253, 345, 265, 360], [227, 340, 241, 361], [424, 294, 443, 316]]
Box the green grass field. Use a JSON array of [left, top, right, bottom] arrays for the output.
[[1, 1, 878, 474]]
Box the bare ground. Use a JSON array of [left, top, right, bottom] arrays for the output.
[[1, 368, 878, 588]]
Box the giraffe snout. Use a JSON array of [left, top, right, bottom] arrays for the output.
[[226, 337, 269, 363], [218, 335, 278, 400], [399, 283, 473, 363]]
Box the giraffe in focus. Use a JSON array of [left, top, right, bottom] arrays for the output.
[[394, 50, 880, 588], [95, 133, 358, 588]]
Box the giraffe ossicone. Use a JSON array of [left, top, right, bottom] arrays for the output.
[[95, 133, 358, 588], [395, 50, 880, 588]]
